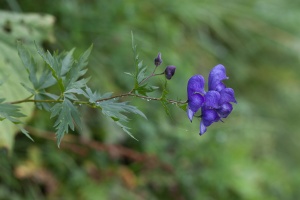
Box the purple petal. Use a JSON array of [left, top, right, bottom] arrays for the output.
[[204, 91, 220, 109], [208, 64, 228, 91], [202, 108, 220, 127], [200, 120, 207, 135], [215, 82, 226, 92], [187, 93, 204, 114], [187, 74, 205, 97], [187, 108, 194, 122], [219, 88, 237, 104], [217, 102, 233, 118]]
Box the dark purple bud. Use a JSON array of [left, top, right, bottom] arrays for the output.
[[154, 52, 163, 67], [164, 65, 176, 80]]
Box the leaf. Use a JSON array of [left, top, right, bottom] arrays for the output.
[[98, 99, 146, 138], [36, 44, 65, 92], [0, 10, 54, 150], [64, 45, 93, 92], [84, 87, 146, 139], [0, 99, 26, 123], [18, 43, 56, 93], [0, 99, 33, 142], [50, 99, 81, 147], [61, 48, 75, 76], [17, 41, 38, 87], [160, 80, 171, 117]]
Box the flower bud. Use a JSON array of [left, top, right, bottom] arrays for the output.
[[154, 52, 163, 67], [164, 65, 176, 80]]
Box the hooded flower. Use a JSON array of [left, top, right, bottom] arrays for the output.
[[187, 64, 237, 135], [187, 75, 205, 121]]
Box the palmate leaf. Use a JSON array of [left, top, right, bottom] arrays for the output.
[[50, 98, 81, 147], [18, 42, 57, 111], [18, 42, 56, 91]]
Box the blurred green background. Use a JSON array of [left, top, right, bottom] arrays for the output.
[[1, 0, 300, 199]]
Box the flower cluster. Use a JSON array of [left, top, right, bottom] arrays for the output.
[[187, 64, 237, 135]]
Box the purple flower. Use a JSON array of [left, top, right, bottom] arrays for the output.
[[154, 52, 163, 67], [187, 64, 237, 135], [187, 75, 205, 121], [164, 65, 176, 80]]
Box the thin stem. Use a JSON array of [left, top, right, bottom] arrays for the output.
[[95, 92, 187, 105], [138, 72, 164, 86], [9, 95, 34, 104], [8, 92, 187, 106]]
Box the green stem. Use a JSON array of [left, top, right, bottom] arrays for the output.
[[8, 93, 187, 106]]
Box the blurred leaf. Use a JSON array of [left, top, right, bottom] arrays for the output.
[[0, 99, 26, 123], [0, 10, 54, 150]]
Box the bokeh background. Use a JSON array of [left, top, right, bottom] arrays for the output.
[[1, 0, 300, 199]]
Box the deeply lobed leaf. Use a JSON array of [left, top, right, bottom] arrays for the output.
[[50, 99, 82, 147]]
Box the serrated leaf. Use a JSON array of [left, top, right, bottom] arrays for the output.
[[64, 45, 93, 93], [19, 43, 56, 93], [61, 48, 75, 76], [50, 99, 82, 147], [17, 42, 38, 86], [96, 99, 146, 139]]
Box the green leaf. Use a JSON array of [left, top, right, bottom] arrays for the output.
[[35, 92, 58, 111], [61, 48, 75, 76], [98, 99, 146, 138], [17, 41, 38, 87], [178, 103, 187, 112], [0, 99, 33, 141], [64, 45, 93, 92], [0, 99, 26, 123], [18, 43, 56, 93], [160, 80, 171, 117], [84, 87, 146, 139], [134, 84, 158, 96], [36, 44, 65, 92], [50, 99, 82, 147], [115, 121, 138, 141], [0, 10, 54, 150]]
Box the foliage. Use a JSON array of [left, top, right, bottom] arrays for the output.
[[12, 41, 163, 147], [0, 10, 54, 149], [1, 0, 300, 199]]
